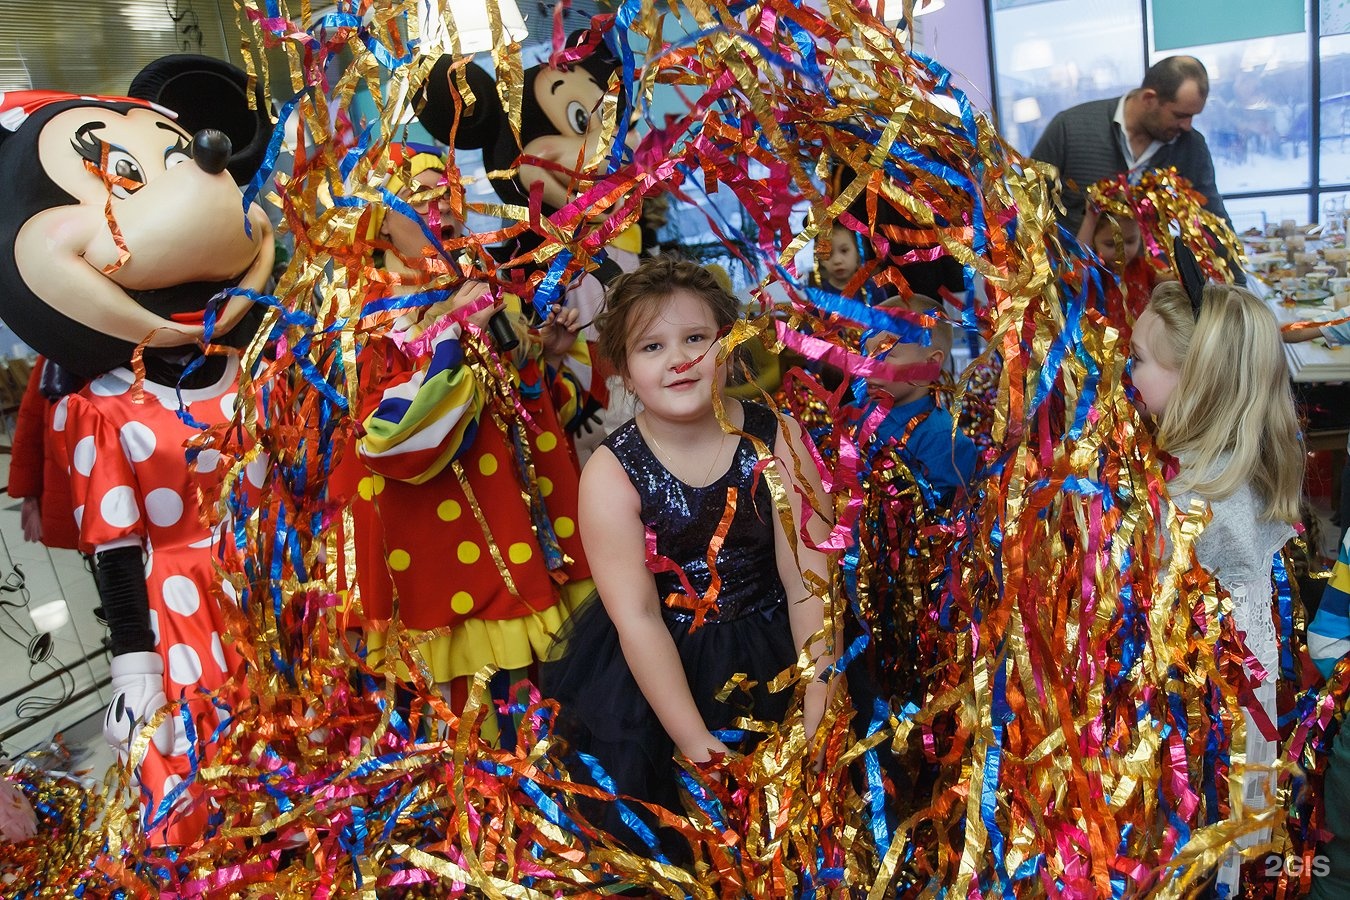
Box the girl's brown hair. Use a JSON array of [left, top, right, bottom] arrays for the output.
[[595, 255, 740, 376], [1146, 281, 1304, 523]]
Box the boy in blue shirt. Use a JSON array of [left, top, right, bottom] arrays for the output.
[[838, 295, 976, 807], [1297, 311, 1350, 897], [860, 295, 977, 507]]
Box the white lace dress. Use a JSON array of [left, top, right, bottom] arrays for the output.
[[1171, 476, 1294, 890]]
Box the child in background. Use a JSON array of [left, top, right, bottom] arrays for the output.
[[822, 221, 863, 294], [1085, 210, 1143, 271], [1284, 313, 1350, 545], [545, 256, 837, 857], [816, 221, 888, 305], [1129, 281, 1303, 892], [1078, 204, 1157, 323], [860, 295, 977, 507], [839, 295, 976, 806]]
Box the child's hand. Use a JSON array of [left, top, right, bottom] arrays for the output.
[[450, 281, 502, 331], [405, 281, 496, 340], [1283, 324, 1325, 343], [812, 742, 828, 774], [539, 303, 582, 366], [679, 732, 730, 765], [1076, 203, 1101, 247]]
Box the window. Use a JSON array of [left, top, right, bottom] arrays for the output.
[[990, 0, 1145, 156], [1152, 32, 1312, 194], [1317, 191, 1350, 240], [991, 0, 1350, 226], [1320, 33, 1350, 185], [1226, 194, 1311, 235]]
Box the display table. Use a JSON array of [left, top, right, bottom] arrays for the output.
[[1246, 276, 1350, 383], [1244, 250, 1347, 547]]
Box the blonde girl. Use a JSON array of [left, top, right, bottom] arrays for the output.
[[1130, 280, 1303, 890]]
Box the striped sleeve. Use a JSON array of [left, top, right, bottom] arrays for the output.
[[1309, 531, 1350, 679], [1320, 316, 1350, 345], [358, 324, 485, 485]]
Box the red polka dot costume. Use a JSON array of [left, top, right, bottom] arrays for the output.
[[63, 356, 247, 843], [347, 305, 592, 689]]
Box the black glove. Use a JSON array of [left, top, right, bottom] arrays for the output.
[[95, 545, 187, 758], [566, 395, 606, 439]]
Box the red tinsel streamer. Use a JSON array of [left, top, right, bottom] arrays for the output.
[[28, 0, 1334, 897]]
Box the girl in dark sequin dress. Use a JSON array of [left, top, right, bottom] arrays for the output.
[[544, 257, 837, 859]]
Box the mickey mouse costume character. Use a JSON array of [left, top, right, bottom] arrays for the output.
[[415, 21, 643, 452], [0, 55, 273, 844]]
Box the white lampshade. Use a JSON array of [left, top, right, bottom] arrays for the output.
[[875, 0, 946, 26], [1012, 97, 1042, 124]]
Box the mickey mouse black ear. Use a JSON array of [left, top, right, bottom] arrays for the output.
[[565, 23, 620, 70], [413, 56, 503, 152], [127, 55, 273, 185]]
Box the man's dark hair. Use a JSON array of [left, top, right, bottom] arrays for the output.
[[1141, 56, 1209, 102]]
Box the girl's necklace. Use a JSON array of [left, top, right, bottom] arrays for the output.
[[641, 414, 730, 488]]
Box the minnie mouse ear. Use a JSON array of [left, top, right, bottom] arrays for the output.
[[1171, 234, 1208, 319], [127, 55, 273, 185]]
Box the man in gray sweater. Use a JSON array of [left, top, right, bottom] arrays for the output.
[[1030, 56, 1229, 237]]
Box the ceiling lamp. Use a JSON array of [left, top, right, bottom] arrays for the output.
[[425, 0, 529, 55]]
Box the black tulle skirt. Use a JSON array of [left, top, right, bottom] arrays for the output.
[[541, 593, 798, 855]]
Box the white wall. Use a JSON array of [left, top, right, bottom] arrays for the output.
[[914, 1, 995, 114]]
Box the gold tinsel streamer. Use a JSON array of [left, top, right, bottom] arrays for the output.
[[44, 0, 1331, 896]]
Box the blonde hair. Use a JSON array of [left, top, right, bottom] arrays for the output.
[[1146, 281, 1303, 523], [877, 294, 953, 357], [365, 145, 446, 241]]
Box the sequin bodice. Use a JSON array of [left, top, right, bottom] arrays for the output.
[[602, 403, 788, 624]]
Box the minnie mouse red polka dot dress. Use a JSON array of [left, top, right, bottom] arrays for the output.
[[63, 356, 247, 843]]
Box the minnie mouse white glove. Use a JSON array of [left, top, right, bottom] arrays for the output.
[[103, 651, 188, 757]]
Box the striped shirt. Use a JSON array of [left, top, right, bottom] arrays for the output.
[[1309, 530, 1350, 678]]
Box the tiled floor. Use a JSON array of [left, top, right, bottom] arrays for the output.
[[0, 450, 113, 767]]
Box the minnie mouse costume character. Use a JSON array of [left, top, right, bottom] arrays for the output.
[[0, 55, 273, 844]]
